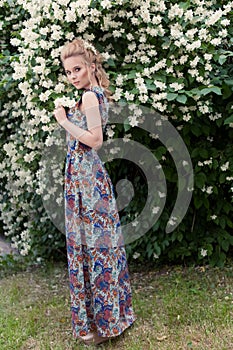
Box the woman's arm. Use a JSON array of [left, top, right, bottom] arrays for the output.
[[54, 91, 103, 150]]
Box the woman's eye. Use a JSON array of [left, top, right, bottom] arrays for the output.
[[75, 67, 80, 72]]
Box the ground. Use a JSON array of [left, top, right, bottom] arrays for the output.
[[0, 259, 232, 349]]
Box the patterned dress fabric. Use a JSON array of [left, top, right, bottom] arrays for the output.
[[64, 86, 136, 338]]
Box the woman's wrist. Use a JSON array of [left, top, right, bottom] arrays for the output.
[[60, 118, 69, 127]]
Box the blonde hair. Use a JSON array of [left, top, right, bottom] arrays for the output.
[[60, 38, 113, 101]]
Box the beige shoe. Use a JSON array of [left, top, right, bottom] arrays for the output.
[[80, 331, 110, 346], [92, 332, 110, 345]]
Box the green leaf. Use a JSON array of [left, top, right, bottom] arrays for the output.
[[123, 120, 131, 132], [221, 240, 229, 252], [126, 71, 137, 79], [222, 83, 232, 99], [146, 83, 157, 91], [218, 55, 227, 65], [224, 114, 233, 125], [106, 58, 116, 67], [176, 94, 187, 104], [195, 172, 207, 188], [224, 79, 233, 86], [219, 173, 226, 184], [167, 92, 178, 101], [200, 86, 222, 96], [199, 148, 208, 158], [154, 146, 167, 159], [187, 86, 222, 97], [194, 196, 203, 209], [191, 147, 201, 158], [179, 1, 190, 9], [191, 125, 201, 137], [219, 217, 226, 229]]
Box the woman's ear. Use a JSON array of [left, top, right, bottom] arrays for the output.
[[90, 62, 96, 73]]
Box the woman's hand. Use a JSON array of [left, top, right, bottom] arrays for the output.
[[54, 106, 67, 126]]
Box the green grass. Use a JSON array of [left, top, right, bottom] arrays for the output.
[[0, 262, 232, 350]]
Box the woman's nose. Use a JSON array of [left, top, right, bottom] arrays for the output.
[[71, 71, 78, 79]]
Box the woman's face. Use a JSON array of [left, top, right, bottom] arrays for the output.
[[64, 55, 94, 90]]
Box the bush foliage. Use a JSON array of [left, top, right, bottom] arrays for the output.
[[0, 0, 233, 266]]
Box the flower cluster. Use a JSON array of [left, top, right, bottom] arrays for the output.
[[1, 0, 233, 265], [82, 40, 97, 55]]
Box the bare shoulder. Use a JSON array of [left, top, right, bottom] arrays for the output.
[[82, 90, 99, 107]]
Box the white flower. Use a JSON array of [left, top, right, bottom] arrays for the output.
[[138, 94, 148, 103], [205, 63, 212, 71], [83, 40, 97, 55], [110, 147, 120, 155], [170, 24, 183, 39], [168, 216, 177, 226], [10, 38, 21, 46], [123, 134, 131, 143], [168, 4, 184, 20], [182, 160, 189, 167], [150, 59, 166, 72], [132, 220, 139, 227], [54, 97, 76, 108], [186, 28, 198, 40], [190, 57, 200, 68], [106, 127, 115, 138], [226, 176, 233, 181], [3, 143, 16, 157], [221, 162, 229, 171], [152, 206, 160, 214], [184, 9, 193, 21], [210, 38, 222, 46], [169, 82, 184, 91], [204, 54, 213, 61], [201, 186, 213, 194], [180, 55, 188, 64], [39, 90, 51, 102], [153, 253, 159, 259], [188, 69, 199, 78], [152, 92, 167, 102], [206, 9, 223, 26], [128, 116, 138, 127], [116, 74, 124, 86], [154, 80, 166, 90], [183, 114, 192, 122], [186, 40, 202, 51], [112, 88, 123, 101], [124, 91, 135, 101], [158, 191, 166, 198], [199, 105, 209, 114], [126, 33, 134, 41], [210, 215, 217, 220], [221, 19, 230, 26], [203, 159, 212, 166], [133, 252, 140, 259], [56, 196, 63, 205], [218, 29, 228, 38], [24, 152, 35, 163], [200, 248, 208, 257], [150, 133, 159, 139], [64, 9, 77, 22]]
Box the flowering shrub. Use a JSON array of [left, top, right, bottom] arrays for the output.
[[0, 0, 233, 266]]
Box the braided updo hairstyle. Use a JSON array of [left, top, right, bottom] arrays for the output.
[[60, 38, 112, 101]]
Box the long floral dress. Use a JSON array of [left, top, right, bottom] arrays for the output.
[[64, 86, 136, 338]]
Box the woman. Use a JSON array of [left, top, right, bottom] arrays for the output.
[[54, 38, 136, 346]]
